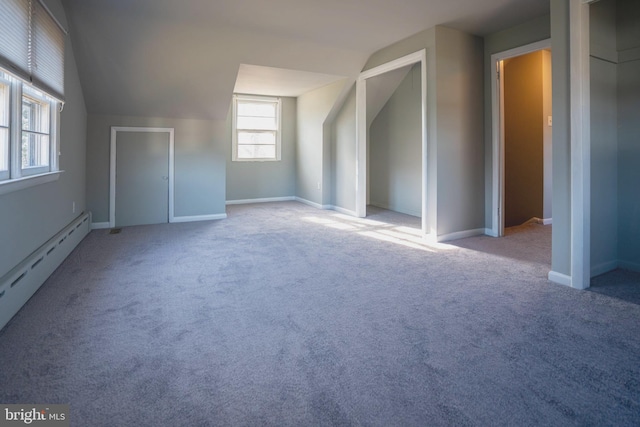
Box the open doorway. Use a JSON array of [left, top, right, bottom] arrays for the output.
[[490, 40, 552, 237], [356, 50, 433, 238], [367, 63, 422, 220]]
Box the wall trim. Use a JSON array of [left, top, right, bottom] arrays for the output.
[[437, 228, 485, 243], [591, 260, 618, 278], [172, 214, 227, 223], [618, 260, 640, 273], [484, 228, 499, 237], [295, 197, 331, 210], [226, 196, 295, 205], [356, 49, 433, 239], [548, 270, 572, 287], [0, 171, 63, 196], [110, 126, 175, 228], [490, 38, 552, 238], [91, 222, 110, 230], [569, 0, 592, 290], [330, 205, 358, 217]]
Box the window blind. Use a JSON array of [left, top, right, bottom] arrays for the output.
[[0, 0, 31, 83], [0, 0, 65, 101]]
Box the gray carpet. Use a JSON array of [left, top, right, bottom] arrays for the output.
[[1, 202, 639, 426]]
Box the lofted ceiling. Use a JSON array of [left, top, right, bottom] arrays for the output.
[[61, 0, 549, 120]]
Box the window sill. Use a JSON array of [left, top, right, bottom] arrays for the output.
[[0, 171, 64, 196]]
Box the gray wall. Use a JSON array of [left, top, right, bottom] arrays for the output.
[[86, 115, 225, 222], [590, 0, 618, 275], [483, 14, 551, 228], [226, 97, 297, 201], [356, 26, 484, 238], [331, 87, 357, 212], [550, 0, 572, 276], [296, 81, 345, 205], [0, 0, 87, 279], [504, 52, 544, 227], [617, 0, 640, 271], [434, 26, 485, 237], [369, 64, 422, 217]]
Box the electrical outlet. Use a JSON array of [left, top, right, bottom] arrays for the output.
[[317, 181, 321, 190], [72, 202, 76, 213]]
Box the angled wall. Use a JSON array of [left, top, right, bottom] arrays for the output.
[[296, 80, 346, 206]]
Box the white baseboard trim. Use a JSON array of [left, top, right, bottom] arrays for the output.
[[330, 205, 358, 217], [548, 270, 572, 287], [91, 222, 110, 230], [369, 202, 421, 218], [619, 260, 640, 273], [591, 260, 618, 277], [484, 228, 499, 237], [172, 214, 227, 223], [226, 196, 295, 205], [541, 218, 553, 225], [294, 197, 332, 210], [437, 228, 485, 243]]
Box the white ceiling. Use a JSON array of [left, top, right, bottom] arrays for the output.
[[61, 0, 549, 120], [233, 65, 347, 98]]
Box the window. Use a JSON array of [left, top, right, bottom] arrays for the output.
[[0, 76, 9, 180], [0, 0, 65, 192], [0, 66, 59, 186], [232, 95, 281, 161]]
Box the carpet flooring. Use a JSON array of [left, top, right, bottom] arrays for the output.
[[0, 202, 639, 426]]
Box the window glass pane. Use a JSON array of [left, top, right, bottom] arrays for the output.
[[0, 82, 8, 126], [22, 94, 50, 133], [237, 102, 276, 118], [0, 127, 8, 171], [237, 116, 277, 130], [237, 131, 276, 146], [237, 144, 276, 159], [22, 132, 49, 168]]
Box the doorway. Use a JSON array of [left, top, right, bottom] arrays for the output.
[[490, 39, 552, 237], [109, 127, 175, 228], [356, 50, 433, 238]]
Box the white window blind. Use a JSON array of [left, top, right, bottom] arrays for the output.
[[0, 0, 31, 83], [0, 0, 65, 101]]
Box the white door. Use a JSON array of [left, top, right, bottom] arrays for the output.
[[115, 131, 170, 227]]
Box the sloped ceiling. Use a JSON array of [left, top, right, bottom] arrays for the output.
[[61, 0, 548, 120]]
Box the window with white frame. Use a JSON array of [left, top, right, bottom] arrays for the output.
[[0, 0, 65, 188], [0, 75, 9, 181], [0, 68, 59, 183], [232, 95, 281, 161]]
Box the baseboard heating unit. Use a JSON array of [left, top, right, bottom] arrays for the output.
[[0, 212, 91, 331]]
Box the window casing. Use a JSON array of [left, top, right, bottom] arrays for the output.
[[0, 76, 10, 180], [232, 95, 281, 161], [0, 67, 59, 184]]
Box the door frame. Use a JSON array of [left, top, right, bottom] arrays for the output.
[[109, 126, 175, 228], [356, 49, 433, 237], [490, 38, 551, 238]]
